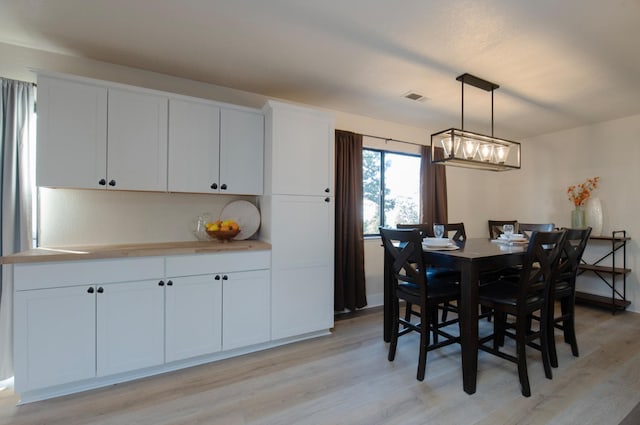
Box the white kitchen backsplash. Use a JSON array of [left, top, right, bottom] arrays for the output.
[[38, 188, 256, 246]]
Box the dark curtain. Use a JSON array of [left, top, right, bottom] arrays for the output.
[[420, 145, 448, 226], [334, 130, 367, 311]]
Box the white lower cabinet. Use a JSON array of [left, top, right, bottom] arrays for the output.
[[165, 275, 222, 363], [96, 279, 165, 377], [12, 249, 279, 402], [14, 286, 96, 392], [222, 270, 271, 350]]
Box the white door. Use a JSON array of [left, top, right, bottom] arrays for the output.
[[222, 270, 271, 350], [165, 275, 222, 362], [96, 279, 165, 376], [219, 108, 264, 195], [36, 75, 108, 189], [270, 195, 334, 339], [107, 88, 168, 191], [14, 286, 96, 392], [269, 102, 333, 196], [168, 98, 221, 193]]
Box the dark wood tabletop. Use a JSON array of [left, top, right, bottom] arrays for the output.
[[383, 237, 528, 394]]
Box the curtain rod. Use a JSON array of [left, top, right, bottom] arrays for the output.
[[360, 133, 430, 147]]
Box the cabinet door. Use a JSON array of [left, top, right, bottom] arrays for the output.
[[168, 98, 221, 193], [107, 88, 168, 191], [165, 275, 222, 362], [96, 279, 165, 376], [270, 195, 334, 339], [222, 270, 271, 350], [268, 102, 333, 196], [219, 108, 264, 195], [36, 75, 108, 189], [14, 286, 96, 392]]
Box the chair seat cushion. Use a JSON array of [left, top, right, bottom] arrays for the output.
[[397, 279, 459, 302], [479, 280, 543, 309], [554, 280, 573, 298]]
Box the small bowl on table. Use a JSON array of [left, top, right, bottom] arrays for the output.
[[206, 228, 240, 242]]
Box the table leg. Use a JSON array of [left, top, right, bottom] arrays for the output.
[[460, 265, 479, 394]]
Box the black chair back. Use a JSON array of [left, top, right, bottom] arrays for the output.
[[556, 227, 592, 284], [518, 230, 567, 306], [443, 222, 466, 242], [519, 223, 555, 240], [488, 220, 518, 239], [379, 227, 427, 298], [397, 223, 431, 238]]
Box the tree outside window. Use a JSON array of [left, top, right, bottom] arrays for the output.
[[362, 149, 420, 235]]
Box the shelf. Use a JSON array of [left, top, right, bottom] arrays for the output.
[[576, 230, 630, 314], [578, 264, 631, 275], [575, 291, 631, 311]]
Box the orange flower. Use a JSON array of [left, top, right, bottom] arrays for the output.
[[567, 176, 599, 207]]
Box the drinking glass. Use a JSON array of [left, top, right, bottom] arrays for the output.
[[434, 224, 445, 239], [502, 224, 514, 240]]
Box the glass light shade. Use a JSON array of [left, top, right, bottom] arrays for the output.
[[493, 145, 510, 164], [478, 143, 494, 161], [441, 136, 460, 157], [461, 139, 479, 159], [430, 128, 521, 171]]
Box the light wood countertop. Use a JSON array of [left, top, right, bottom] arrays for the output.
[[1, 240, 271, 264]]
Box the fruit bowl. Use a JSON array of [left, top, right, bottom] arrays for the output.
[[206, 228, 240, 242]]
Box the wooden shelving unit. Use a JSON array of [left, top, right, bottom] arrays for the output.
[[576, 230, 631, 314]]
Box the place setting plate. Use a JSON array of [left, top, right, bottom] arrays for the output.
[[422, 238, 460, 251]]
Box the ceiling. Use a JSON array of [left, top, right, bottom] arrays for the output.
[[1, 0, 639, 140]]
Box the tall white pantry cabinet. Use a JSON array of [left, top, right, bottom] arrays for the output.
[[261, 100, 335, 340]]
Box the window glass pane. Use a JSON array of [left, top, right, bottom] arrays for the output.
[[383, 153, 420, 228], [362, 150, 381, 235]]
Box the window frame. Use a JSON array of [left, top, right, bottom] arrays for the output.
[[362, 147, 421, 237]]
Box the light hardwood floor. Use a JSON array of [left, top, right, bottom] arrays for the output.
[[1, 305, 639, 425]]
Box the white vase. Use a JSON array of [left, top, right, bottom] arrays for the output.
[[585, 197, 603, 235]]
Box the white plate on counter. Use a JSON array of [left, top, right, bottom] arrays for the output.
[[220, 200, 261, 240]]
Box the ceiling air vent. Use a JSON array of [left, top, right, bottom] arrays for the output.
[[403, 91, 427, 102]]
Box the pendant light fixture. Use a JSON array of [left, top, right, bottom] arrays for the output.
[[431, 73, 521, 171]]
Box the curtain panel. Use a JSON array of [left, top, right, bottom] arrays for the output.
[[334, 130, 367, 311], [420, 145, 448, 226], [0, 78, 35, 380]]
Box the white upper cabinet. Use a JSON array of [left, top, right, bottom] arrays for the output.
[[219, 108, 264, 195], [168, 98, 263, 195], [36, 72, 262, 195], [36, 75, 108, 189], [263, 100, 334, 196], [168, 98, 221, 193], [106, 88, 168, 191]]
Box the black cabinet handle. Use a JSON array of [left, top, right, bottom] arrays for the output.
[[98, 179, 106, 186], [87, 287, 95, 294], [167, 280, 173, 286], [108, 180, 116, 187], [214, 275, 221, 280], [210, 183, 218, 190], [158, 280, 165, 286], [222, 275, 228, 280], [324, 197, 330, 203], [220, 183, 227, 190], [97, 287, 104, 294], [325, 188, 330, 193]]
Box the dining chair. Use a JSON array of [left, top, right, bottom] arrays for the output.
[[379, 227, 461, 381], [477, 229, 567, 397], [547, 227, 592, 368], [398, 223, 465, 322], [519, 222, 555, 240], [488, 220, 519, 239]]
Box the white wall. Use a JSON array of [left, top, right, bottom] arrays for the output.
[[3, 42, 638, 311]]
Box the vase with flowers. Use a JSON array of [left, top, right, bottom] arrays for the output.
[[567, 176, 599, 228]]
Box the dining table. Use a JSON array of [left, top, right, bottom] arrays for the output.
[[382, 237, 528, 395]]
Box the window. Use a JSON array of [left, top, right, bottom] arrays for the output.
[[363, 148, 421, 235]]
